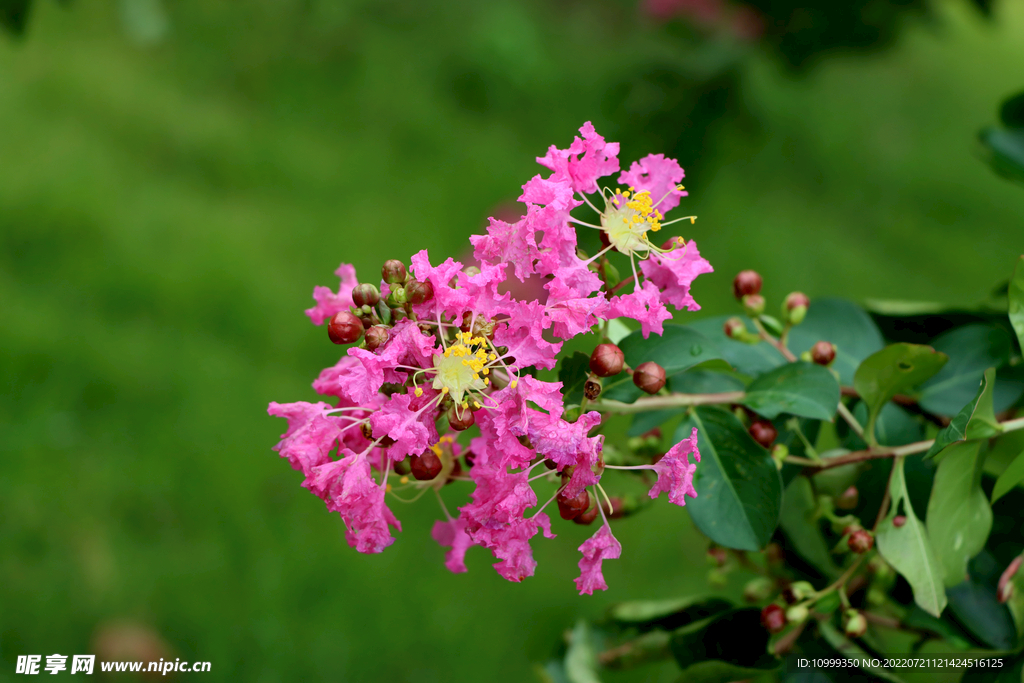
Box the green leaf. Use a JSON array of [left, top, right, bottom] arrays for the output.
[[741, 362, 840, 421], [876, 457, 947, 617], [606, 318, 631, 344], [1002, 90, 1024, 128], [979, 127, 1024, 184], [608, 596, 732, 631], [0, 0, 31, 35], [992, 450, 1024, 503], [779, 476, 841, 578], [853, 343, 947, 445], [918, 324, 1021, 416], [948, 577, 1017, 650], [668, 608, 779, 682], [679, 407, 783, 551], [1010, 256, 1024, 355], [558, 352, 590, 407], [564, 621, 602, 683], [536, 661, 571, 683], [788, 298, 886, 385], [602, 325, 726, 403], [688, 315, 785, 377], [817, 621, 907, 683], [926, 441, 993, 587], [925, 368, 1002, 459]]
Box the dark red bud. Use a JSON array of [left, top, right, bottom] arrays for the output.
[[633, 361, 666, 394], [447, 404, 475, 431], [785, 292, 810, 310], [352, 283, 380, 307], [544, 458, 557, 470], [572, 504, 599, 525], [410, 451, 443, 481], [364, 325, 390, 351], [589, 343, 625, 377], [893, 515, 907, 528], [748, 419, 778, 448], [836, 486, 859, 510], [557, 490, 590, 520], [707, 546, 729, 567], [328, 311, 364, 345], [393, 457, 411, 476], [733, 270, 763, 299], [406, 280, 434, 305], [811, 341, 836, 366], [463, 451, 476, 468], [724, 317, 747, 339], [584, 378, 602, 401], [848, 529, 875, 554], [382, 259, 407, 284], [760, 604, 787, 633]]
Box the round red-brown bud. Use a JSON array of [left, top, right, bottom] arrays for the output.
[[364, 325, 390, 351], [584, 378, 602, 401], [707, 546, 729, 567], [382, 259, 407, 284], [557, 490, 590, 520], [811, 341, 836, 366], [393, 457, 411, 476], [848, 529, 875, 554], [352, 283, 380, 307], [447, 404, 475, 431], [590, 343, 625, 377], [733, 270, 763, 300], [410, 451, 443, 481], [573, 504, 599, 525], [836, 486, 859, 510], [785, 292, 810, 310], [328, 311, 364, 345], [724, 317, 747, 339], [893, 515, 907, 528], [742, 293, 766, 316], [633, 361, 666, 395], [406, 280, 434, 305], [760, 604, 787, 633], [748, 419, 778, 448], [784, 292, 811, 325]]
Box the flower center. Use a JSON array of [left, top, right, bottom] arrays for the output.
[[431, 332, 490, 405], [601, 189, 662, 257]]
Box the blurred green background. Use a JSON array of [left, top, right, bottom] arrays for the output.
[[1, 0, 1024, 681]]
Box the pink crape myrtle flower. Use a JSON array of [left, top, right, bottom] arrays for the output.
[[650, 427, 701, 506], [575, 524, 622, 595]]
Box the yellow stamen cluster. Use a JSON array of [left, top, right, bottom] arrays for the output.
[[429, 435, 455, 458]]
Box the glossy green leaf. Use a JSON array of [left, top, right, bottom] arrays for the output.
[[926, 442, 992, 587], [688, 315, 785, 376], [564, 621, 601, 683], [1010, 256, 1024, 355], [876, 457, 947, 617], [788, 298, 886, 385], [818, 621, 906, 683], [853, 343, 947, 445], [924, 368, 1002, 459], [779, 476, 840, 578], [669, 608, 779, 681], [741, 362, 840, 421], [608, 596, 732, 630], [679, 407, 783, 551], [979, 127, 1024, 184], [918, 324, 1022, 416], [602, 325, 726, 403], [558, 352, 590, 407], [992, 450, 1024, 503], [948, 577, 1017, 650]]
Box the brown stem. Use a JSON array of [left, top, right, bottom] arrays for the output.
[[872, 458, 899, 532], [773, 618, 809, 656], [590, 392, 746, 414], [752, 319, 798, 362]]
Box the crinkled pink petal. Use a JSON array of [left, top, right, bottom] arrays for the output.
[[431, 518, 474, 573], [519, 175, 581, 212], [370, 390, 437, 461], [305, 263, 359, 325], [409, 250, 471, 321], [527, 410, 603, 471], [492, 300, 561, 370], [345, 348, 388, 403], [312, 355, 369, 404], [470, 217, 540, 281], [267, 401, 342, 476], [608, 280, 673, 338], [458, 262, 511, 319], [489, 517, 544, 582], [650, 427, 701, 506], [575, 523, 622, 595], [618, 153, 688, 214], [537, 122, 620, 196], [475, 411, 535, 469], [639, 240, 713, 312]]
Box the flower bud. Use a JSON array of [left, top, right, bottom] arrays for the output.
[[707, 568, 728, 587], [760, 604, 787, 633], [811, 341, 836, 366], [742, 293, 766, 317], [998, 556, 1022, 603], [544, 458, 557, 470], [364, 325, 390, 351], [723, 317, 748, 339], [706, 546, 729, 567], [784, 292, 810, 325], [447, 404, 475, 431], [743, 577, 774, 603], [893, 515, 906, 528], [352, 283, 380, 307], [785, 581, 815, 603], [748, 419, 777, 448], [557, 490, 590, 520], [733, 270, 763, 300], [382, 259, 407, 284], [584, 378, 602, 401], [589, 343, 625, 377], [848, 529, 874, 554], [328, 311, 364, 345], [836, 486, 859, 510], [771, 443, 788, 469], [406, 280, 434, 305], [844, 609, 867, 638], [410, 451, 443, 481], [633, 361, 666, 394], [573, 503, 599, 525], [393, 457, 411, 476], [785, 604, 809, 624]]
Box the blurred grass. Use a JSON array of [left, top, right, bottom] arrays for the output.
[[1, 1, 1023, 681]]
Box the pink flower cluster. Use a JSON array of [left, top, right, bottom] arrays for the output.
[[268, 123, 709, 594]]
